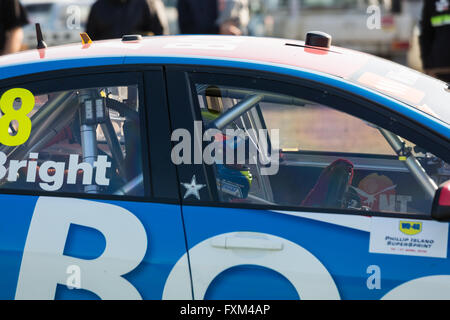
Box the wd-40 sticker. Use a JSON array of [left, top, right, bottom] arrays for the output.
[[369, 217, 449, 258]]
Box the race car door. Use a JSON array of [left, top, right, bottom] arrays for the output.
[[0, 68, 190, 299], [166, 67, 450, 300]]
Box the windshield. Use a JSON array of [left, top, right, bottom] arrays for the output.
[[350, 56, 450, 125]]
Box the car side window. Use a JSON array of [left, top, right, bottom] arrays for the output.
[[192, 80, 449, 216], [0, 83, 146, 197]]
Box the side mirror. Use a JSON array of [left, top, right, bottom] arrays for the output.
[[431, 180, 450, 221]]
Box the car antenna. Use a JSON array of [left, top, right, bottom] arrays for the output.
[[35, 23, 47, 49]]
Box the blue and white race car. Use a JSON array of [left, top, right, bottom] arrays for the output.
[[0, 32, 449, 300]]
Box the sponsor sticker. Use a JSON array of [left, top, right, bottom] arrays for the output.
[[369, 217, 449, 258]]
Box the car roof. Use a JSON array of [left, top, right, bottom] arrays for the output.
[[0, 35, 369, 80], [0, 35, 448, 137]]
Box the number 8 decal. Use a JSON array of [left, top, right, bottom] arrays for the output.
[[0, 88, 34, 146]]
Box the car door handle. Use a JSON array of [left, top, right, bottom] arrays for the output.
[[210, 235, 284, 251]]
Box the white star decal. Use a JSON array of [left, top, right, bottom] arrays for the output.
[[181, 175, 206, 200]]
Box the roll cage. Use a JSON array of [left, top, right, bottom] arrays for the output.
[[199, 85, 441, 206]]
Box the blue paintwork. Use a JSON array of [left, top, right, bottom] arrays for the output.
[[0, 57, 125, 81], [204, 265, 300, 300], [0, 194, 188, 300], [0, 194, 37, 300], [182, 206, 450, 300]]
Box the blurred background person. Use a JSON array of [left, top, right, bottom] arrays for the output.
[[86, 0, 169, 40], [0, 0, 29, 55], [177, 0, 249, 35], [217, 0, 250, 35], [419, 0, 450, 82]]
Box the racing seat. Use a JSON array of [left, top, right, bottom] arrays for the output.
[[301, 159, 354, 209]]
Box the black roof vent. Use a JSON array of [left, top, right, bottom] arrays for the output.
[[122, 35, 142, 42], [305, 31, 331, 49]]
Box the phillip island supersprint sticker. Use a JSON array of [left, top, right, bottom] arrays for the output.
[[369, 217, 449, 258]]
